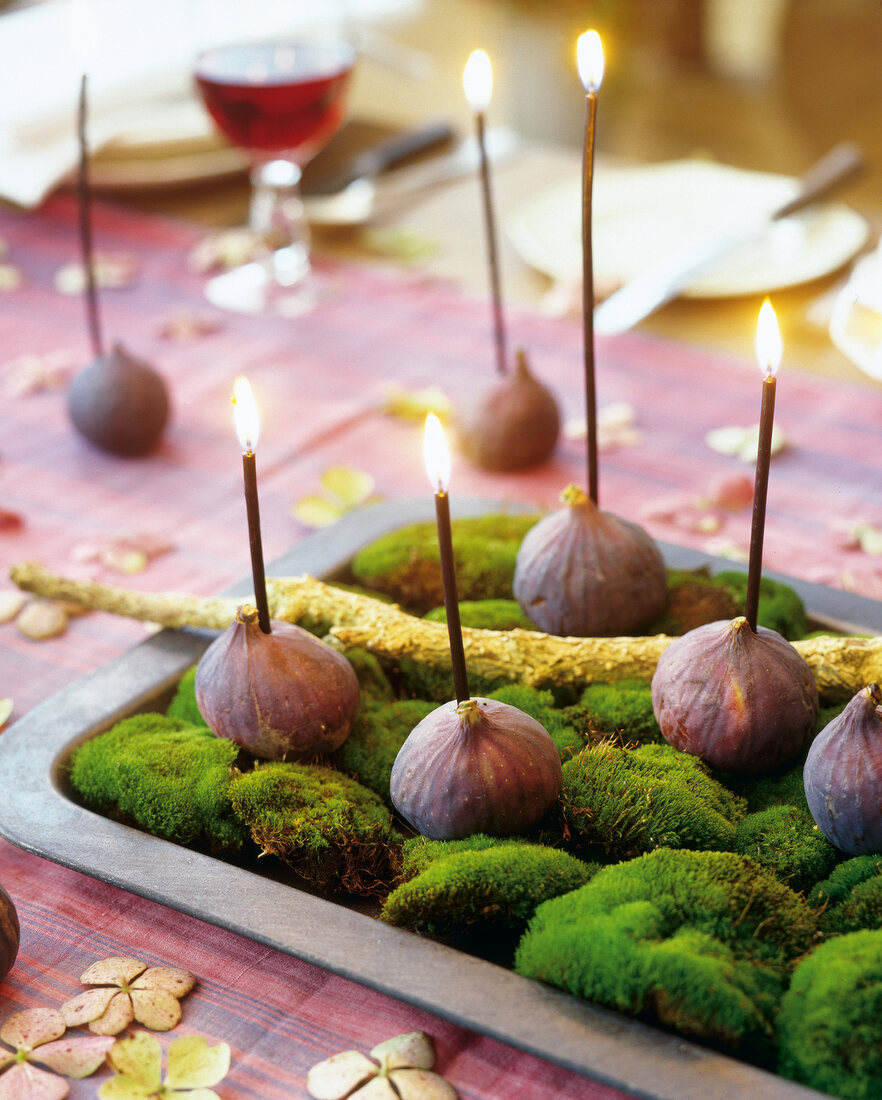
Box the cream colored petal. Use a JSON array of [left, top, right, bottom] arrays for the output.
[[306, 1051, 377, 1100], [60, 987, 117, 1028], [89, 993, 135, 1036], [131, 967, 195, 998], [370, 1032, 435, 1071], [80, 957, 146, 987], [129, 988, 182, 1031], [389, 1069, 459, 1100]]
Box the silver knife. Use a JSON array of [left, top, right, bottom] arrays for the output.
[[594, 142, 866, 336]]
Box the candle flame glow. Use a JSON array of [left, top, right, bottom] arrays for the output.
[[424, 413, 451, 494], [755, 299, 783, 378], [463, 49, 493, 113], [232, 376, 260, 453], [577, 30, 604, 93]]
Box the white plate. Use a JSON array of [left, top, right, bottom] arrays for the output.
[[507, 160, 869, 298]]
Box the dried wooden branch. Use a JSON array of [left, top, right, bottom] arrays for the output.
[[10, 561, 880, 699]]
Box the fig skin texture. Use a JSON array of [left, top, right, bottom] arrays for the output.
[[390, 697, 562, 840], [0, 880, 19, 983], [651, 616, 819, 774], [513, 484, 667, 636], [195, 605, 360, 761], [456, 349, 560, 472], [67, 341, 170, 456], [804, 683, 882, 854]]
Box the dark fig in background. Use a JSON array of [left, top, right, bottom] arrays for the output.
[[513, 484, 667, 636], [456, 349, 559, 472], [67, 341, 169, 456], [390, 697, 562, 839], [196, 604, 360, 761], [651, 616, 818, 774], [804, 683, 882, 854]]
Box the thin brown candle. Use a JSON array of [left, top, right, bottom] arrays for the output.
[[745, 299, 781, 632], [464, 49, 507, 376], [233, 377, 271, 634], [577, 30, 604, 505], [424, 413, 470, 703], [77, 74, 104, 360]]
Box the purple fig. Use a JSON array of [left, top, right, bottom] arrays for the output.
[[513, 484, 667, 636], [68, 341, 169, 456], [390, 697, 562, 840], [195, 604, 360, 761], [804, 683, 882, 854], [456, 349, 560, 472], [651, 616, 818, 774]]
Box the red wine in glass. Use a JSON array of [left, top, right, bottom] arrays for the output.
[[195, 40, 356, 160], [193, 37, 356, 313]]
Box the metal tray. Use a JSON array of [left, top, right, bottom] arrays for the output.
[[2, 497, 876, 1100]]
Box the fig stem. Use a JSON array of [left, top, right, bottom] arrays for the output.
[[77, 74, 104, 361]]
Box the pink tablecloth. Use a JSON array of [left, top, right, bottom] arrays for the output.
[[1, 193, 881, 1098]]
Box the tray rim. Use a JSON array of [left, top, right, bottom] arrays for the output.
[[1, 496, 872, 1100]]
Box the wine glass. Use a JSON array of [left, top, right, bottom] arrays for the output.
[[194, 24, 356, 315]]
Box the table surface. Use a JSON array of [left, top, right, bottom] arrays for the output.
[[2, 5, 882, 1097]]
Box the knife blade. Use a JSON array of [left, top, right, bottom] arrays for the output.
[[594, 142, 866, 336]]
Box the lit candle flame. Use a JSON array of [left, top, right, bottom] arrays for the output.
[[755, 299, 782, 378], [577, 30, 604, 93], [232, 377, 260, 453], [463, 49, 493, 114], [424, 413, 451, 494]]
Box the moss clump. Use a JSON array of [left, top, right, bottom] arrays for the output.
[[722, 760, 809, 815], [649, 569, 740, 636], [350, 513, 539, 612], [564, 680, 661, 745], [559, 741, 746, 860], [166, 666, 207, 727], [332, 697, 436, 801], [778, 930, 882, 1097], [69, 714, 245, 852], [381, 843, 595, 949], [810, 857, 882, 934], [715, 571, 808, 640], [515, 848, 817, 1048], [343, 647, 396, 704], [486, 684, 585, 760], [398, 834, 527, 879], [424, 598, 537, 632], [229, 761, 401, 896], [734, 805, 838, 894]]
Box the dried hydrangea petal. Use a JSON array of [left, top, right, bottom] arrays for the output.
[[389, 1069, 458, 1100], [54, 255, 138, 295], [0, 1061, 69, 1100], [0, 265, 22, 292], [0, 1007, 66, 1050], [163, 1036, 231, 1090], [306, 1050, 378, 1100], [129, 988, 182, 1031], [0, 699, 11, 730], [60, 987, 117, 1028], [16, 600, 68, 640], [30, 1034, 116, 1077], [0, 592, 27, 623], [369, 1032, 435, 1072], [89, 992, 135, 1036], [131, 966, 195, 998], [351, 1077, 397, 1100], [107, 1031, 162, 1089], [80, 957, 147, 987]]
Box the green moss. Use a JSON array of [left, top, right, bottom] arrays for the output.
[[381, 844, 596, 945], [350, 513, 539, 612], [565, 680, 661, 745], [734, 805, 838, 894], [343, 647, 396, 704], [166, 666, 207, 727], [815, 701, 848, 735], [559, 741, 746, 860], [778, 930, 882, 1097], [722, 760, 809, 814], [810, 857, 882, 934], [332, 697, 436, 801], [399, 834, 528, 879], [714, 571, 809, 640], [515, 848, 816, 1048], [229, 761, 401, 896], [69, 714, 245, 852], [486, 684, 585, 760], [424, 598, 537, 632]]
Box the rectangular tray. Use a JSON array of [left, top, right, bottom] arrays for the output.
[[2, 497, 877, 1100]]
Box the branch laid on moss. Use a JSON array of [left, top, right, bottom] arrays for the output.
[[10, 561, 881, 698]]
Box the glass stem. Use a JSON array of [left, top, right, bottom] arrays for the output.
[[249, 159, 311, 287]]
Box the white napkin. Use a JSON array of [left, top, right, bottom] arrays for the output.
[[0, 0, 420, 208], [829, 236, 882, 380]]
